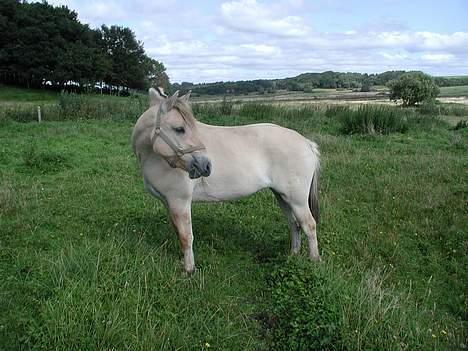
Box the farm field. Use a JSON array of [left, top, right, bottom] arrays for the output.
[[192, 89, 468, 106], [439, 85, 468, 97], [0, 94, 467, 350]]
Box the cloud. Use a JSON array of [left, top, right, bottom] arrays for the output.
[[239, 44, 281, 56], [421, 53, 455, 63], [220, 0, 309, 37], [377, 31, 468, 52], [32, 1, 468, 82]]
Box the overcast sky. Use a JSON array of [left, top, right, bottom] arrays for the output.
[[46, 0, 468, 83]]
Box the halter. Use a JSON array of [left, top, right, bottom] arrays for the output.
[[150, 107, 206, 168]]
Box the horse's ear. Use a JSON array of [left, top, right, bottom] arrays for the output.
[[149, 87, 166, 107], [160, 90, 179, 114], [179, 90, 191, 103]]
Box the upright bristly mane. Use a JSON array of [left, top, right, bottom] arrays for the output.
[[173, 99, 196, 127]]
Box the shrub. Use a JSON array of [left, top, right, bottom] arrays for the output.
[[303, 85, 315, 93], [388, 72, 439, 106], [360, 82, 371, 92], [339, 105, 408, 135]]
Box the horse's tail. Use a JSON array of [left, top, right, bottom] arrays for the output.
[[307, 140, 320, 224]]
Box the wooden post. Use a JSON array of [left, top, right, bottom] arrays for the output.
[[37, 106, 42, 123]]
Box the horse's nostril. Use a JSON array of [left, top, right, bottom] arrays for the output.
[[204, 161, 212, 176]]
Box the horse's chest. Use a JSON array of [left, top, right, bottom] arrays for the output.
[[144, 177, 165, 201]]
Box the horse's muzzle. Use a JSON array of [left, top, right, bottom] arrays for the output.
[[188, 154, 212, 179]]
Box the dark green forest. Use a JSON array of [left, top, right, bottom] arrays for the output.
[[0, 0, 168, 94]]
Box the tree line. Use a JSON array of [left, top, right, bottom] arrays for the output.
[[0, 0, 168, 94], [173, 71, 407, 96], [173, 70, 466, 96]]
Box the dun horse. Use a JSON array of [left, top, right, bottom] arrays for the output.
[[132, 88, 321, 273]]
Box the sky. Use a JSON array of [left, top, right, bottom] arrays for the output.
[[45, 0, 468, 83]]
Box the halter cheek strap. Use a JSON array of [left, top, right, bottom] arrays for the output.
[[151, 111, 206, 168]]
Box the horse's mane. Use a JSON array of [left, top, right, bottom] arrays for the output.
[[173, 99, 196, 127]]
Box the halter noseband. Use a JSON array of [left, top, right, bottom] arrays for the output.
[[150, 108, 206, 168]]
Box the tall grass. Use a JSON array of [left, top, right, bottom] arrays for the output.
[[1, 93, 461, 137], [418, 101, 468, 117], [0, 92, 146, 122], [338, 105, 409, 135], [267, 258, 449, 350]]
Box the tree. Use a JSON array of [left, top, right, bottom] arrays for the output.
[[388, 72, 439, 106], [99, 25, 147, 91], [0, 1, 169, 92], [144, 57, 169, 90]]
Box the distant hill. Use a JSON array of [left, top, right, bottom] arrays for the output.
[[171, 71, 468, 96]]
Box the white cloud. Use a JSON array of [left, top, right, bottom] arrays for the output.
[[239, 44, 281, 56], [421, 53, 455, 63], [220, 0, 309, 37], [379, 52, 409, 60], [32, 1, 468, 82], [377, 31, 468, 52]]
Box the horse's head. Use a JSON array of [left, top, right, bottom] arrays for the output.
[[149, 88, 211, 179]]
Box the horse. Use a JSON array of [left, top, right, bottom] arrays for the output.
[[132, 88, 321, 273]]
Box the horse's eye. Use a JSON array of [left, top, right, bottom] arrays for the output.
[[174, 126, 185, 134]]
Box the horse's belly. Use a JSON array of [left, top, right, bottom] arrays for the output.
[[192, 173, 269, 202]]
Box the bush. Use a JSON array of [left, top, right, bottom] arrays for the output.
[[388, 72, 439, 106], [339, 105, 408, 135], [303, 85, 315, 93]]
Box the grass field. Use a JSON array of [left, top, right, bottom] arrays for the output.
[[0, 85, 58, 103], [0, 90, 467, 349], [439, 85, 468, 97]]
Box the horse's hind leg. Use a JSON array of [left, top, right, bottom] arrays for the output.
[[289, 202, 320, 261], [273, 191, 301, 255]]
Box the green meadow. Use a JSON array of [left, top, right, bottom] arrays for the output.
[[0, 92, 466, 350]]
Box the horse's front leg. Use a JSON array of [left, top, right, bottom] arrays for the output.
[[168, 199, 195, 274]]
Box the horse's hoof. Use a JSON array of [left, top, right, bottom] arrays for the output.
[[183, 267, 196, 276], [310, 255, 322, 263]]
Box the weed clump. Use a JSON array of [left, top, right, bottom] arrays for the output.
[[325, 105, 349, 118], [268, 258, 344, 350], [22, 145, 70, 174], [266, 258, 444, 350], [339, 105, 408, 135]]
